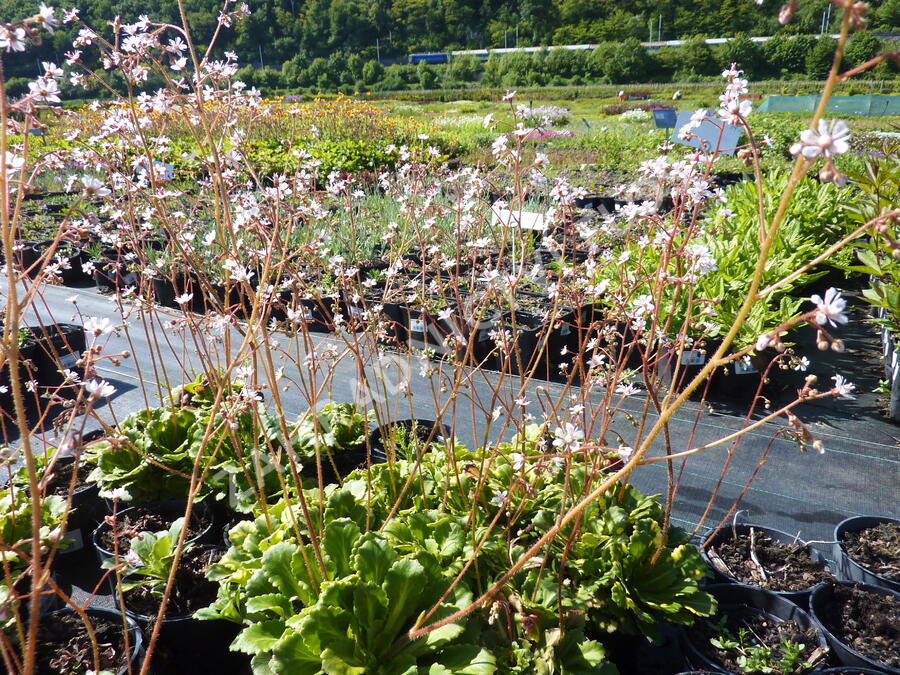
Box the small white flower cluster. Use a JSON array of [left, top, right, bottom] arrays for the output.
[[790, 120, 850, 185]]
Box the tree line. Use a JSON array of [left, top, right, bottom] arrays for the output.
[[0, 0, 898, 96]]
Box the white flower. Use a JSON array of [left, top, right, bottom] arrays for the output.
[[510, 452, 525, 471], [83, 379, 116, 400], [123, 549, 142, 567], [629, 294, 655, 318], [832, 374, 856, 400], [42, 61, 63, 78], [552, 423, 583, 454], [755, 334, 771, 352], [28, 77, 61, 103], [502, 90, 516, 101], [99, 487, 132, 502], [615, 383, 641, 397], [4, 152, 24, 173], [174, 293, 193, 306], [617, 445, 634, 461], [84, 316, 114, 335], [810, 288, 848, 328], [793, 356, 810, 372], [492, 490, 508, 506], [37, 4, 58, 32], [0, 25, 27, 52], [791, 120, 850, 159], [80, 175, 111, 198]]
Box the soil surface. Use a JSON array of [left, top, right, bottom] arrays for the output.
[[43, 460, 92, 497], [123, 546, 224, 618], [708, 530, 832, 592], [690, 607, 826, 673], [817, 583, 900, 668], [842, 522, 900, 581], [32, 611, 131, 674], [98, 506, 210, 554]]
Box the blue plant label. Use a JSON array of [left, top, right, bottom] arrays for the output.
[[673, 110, 742, 156], [410, 318, 425, 333], [681, 350, 706, 366], [60, 352, 79, 369], [734, 358, 758, 375], [653, 108, 677, 129]]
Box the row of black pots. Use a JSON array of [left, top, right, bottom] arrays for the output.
[[696, 520, 900, 673], [0, 323, 86, 425], [682, 582, 900, 674], [32, 606, 144, 675], [59, 498, 246, 674], [701, 518, 900, 599], [833, 516, 900, 594]]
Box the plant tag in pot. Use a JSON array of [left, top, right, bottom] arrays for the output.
[[410, 318, 425, 333], [734, 357, 758, 375], [59, 353, 79, 370], [681, 350, 706, 366]]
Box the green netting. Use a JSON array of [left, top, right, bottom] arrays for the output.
[[758, 94, 900, 116]]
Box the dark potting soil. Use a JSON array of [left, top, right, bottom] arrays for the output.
[[843, 522, 900, 581], [123, 546, 224, 618], [98, 506, 210, 554], [32, 612, 131, 674], [42, 461, 92, 497], [817, 583, 900, 668], [709, 530, 831, 592], [690, 608, 826, 674]]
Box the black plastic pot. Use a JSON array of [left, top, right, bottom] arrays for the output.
[[814, 669, 888, 674], [300, 447, 368, 486], [92, 500, 214, 565], [381, 300, 407, 344], [401, 303, 458, 355], [120, 546, 248, 674], [93, 253, 137, 292], [30, 241, 91, 285], [369, 419, 451, 464], [503, 310, 545, 376], [0, 337, 39, 421], [810, 582, 900, 673], [681, 584, 827, 674], [300, 296, 336, 333], [151, 274, 185, 308], [660, 340, 774, 401], [699, 524, 832, 605], [30, 323, 86, 399], [42, 457, 105, 560], [834, 516, 900, 593], [42, 606, 144, 675]]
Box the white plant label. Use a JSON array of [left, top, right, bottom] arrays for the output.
[[734, 359, 758, 375], [409, 318, 425, 333], [60, 352, 79, 369]]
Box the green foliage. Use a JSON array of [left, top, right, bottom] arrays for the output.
[[705, 616, 826, 673], [805, 38, 839, 81], [3, 0, 898, 95], [201, 427, 714, 673], [0, 488, 67, 573], [84, 374, 286, 510], [103, 518, 187, 597], [601, 171, 857, 348], [290, 403, 371, 466], [843, 141, 900, 337]]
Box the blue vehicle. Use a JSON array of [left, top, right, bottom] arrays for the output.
[[408, 52, 449, 65]]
